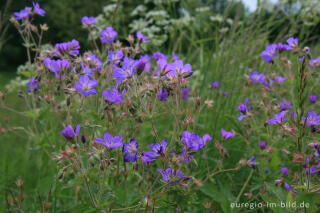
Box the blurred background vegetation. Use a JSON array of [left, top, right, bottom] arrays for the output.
[[1, 0, 320, 211]]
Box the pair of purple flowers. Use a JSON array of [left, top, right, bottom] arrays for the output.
[[261, 37, 298, 62], [141, 140, 167, 165], [249, 71, 286, 87], [13, 2, 45, 20], [43, 58, 71, 78]]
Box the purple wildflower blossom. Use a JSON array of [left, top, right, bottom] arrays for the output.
[[249, 156, 256, 169], [249, 71, 265, 84], [221, 128, 235, 140], [61, 124, 80, 140], [277, 42, 289, 52], [181, 131, 212, 152], [141, 152, 157, 165], [181, 88, 190, 99], [13, 7, 32, 20], [152, 52, 168, 61], [122, 138, 138, 162], [172, 60, 192, 77], [81, 16, 96, 26], [102, 87, 123, 104], [309, 95, 317, 103], [211, 81, 220, 88], [286, 37, 298, 49], [55, 39, 80, 56], [281, 167, 289, 176], [223, 91, 229, 96], [43, 58, 60, 78], [96, 133, 123, 149], [85, 54, 103, 71], [135, 54, 151, 72], [275, 76, 286, 83], [158, 88, 169, 101], [108, 50, 123, 66], [261, 44, 278, 62], [136, 32, 149, 43], [32, 2, 45, 16], [74, 75, 97, 97], [148, 139, 168, 156], [267, 111, 287, 125], [284, 182, 291, 192], [305, 165, 320, 175], [237, 103, 249, 121], [112, 57, 136, 82], [309, 57, 320, 68], [280, 98, 292, 111], [302, 111, 320, 126], [26, 77, 39, 93], [259, 141, 266, 150], [157, 168, 184, 184], [100, 26, 117, 43], [172, 52, 179, 61]]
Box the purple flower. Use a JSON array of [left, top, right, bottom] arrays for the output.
[[223, 91, 229, 96], [172, 60, 192, 77], [103, 87, 123, 104], [55, 39, 80, 56], [284, 182, 291, 192], [286, 37, 298, 49], [43, 58, 60, 78], [108, 50, 123, 66], [281, 167, 289, 176], [237, 103, 249, 121], [275, 76, 286, 83], [172, 52, 179, 61], [136, 32, 149, 43], [100, 26, 117, 43], [261, 44, 278, 62], [309, 57, 320, 68], [148, 139, 168, 156], [152, 52, 168, 61], [26, 77, 39, 93], [85, 54, 103, 71], [259, 141, 266, 150], [267, 111, 287, 125], [141, 152, 157, 165], [74, 75, 97, 97], [32, 2, 45, 16], [122, 138, 138, 162], [302, 111, 320, 126], [211, 81, 220, 88], [249, 156, 256, 169], [157, 168, 184, 184], [309, 95, 317, 103], [61, 124, 80, 140], [277, 42, 289, 52], [13, 7, 32, 20], [135, 54, 151, 72], [181, 88, 190, 99], [181, 131, 212, 152], [158, 88, 168, 101], [81, 16, 96, 26], [305, 165, 320, 175], [249, 71, 265, 84], [221, 128, 235, 140], [57, 59, 71, 70], [280, 98, 292, 111], [112, 57, 136, 82], [96, 133, 123, 149]]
